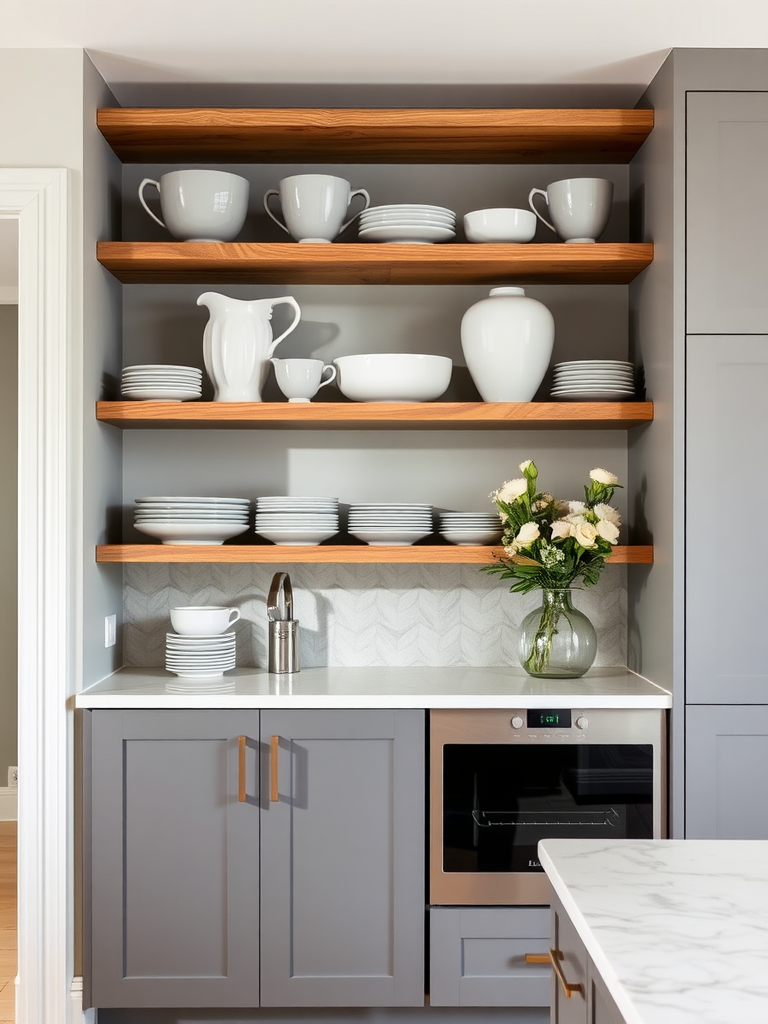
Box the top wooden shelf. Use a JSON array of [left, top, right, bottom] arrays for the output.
[[96, 107, 654, 164]]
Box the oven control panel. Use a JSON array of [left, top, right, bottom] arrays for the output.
[[508, 708, 589, 739]]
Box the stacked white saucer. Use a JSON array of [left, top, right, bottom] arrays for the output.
[[121, 364, 203, 401], [438, 511, 503, 546], [255, 496, 340, 545], [348, 502, 434, 546], [551, 360, 636, 401], [133, 496, 251, 545], [165, 632, 237, 679], [357, 204, 456, 244]]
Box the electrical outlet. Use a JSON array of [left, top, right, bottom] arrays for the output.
[[8, 767, 18, 789], [105, 614, 117, 648]]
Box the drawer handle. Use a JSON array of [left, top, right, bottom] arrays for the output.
[[238, 735, 247, 803], [524, 953, 550, 965], [548, 948, 583, 999], [270, 735, 280, 802]]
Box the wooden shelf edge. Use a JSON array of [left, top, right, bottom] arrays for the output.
[[96, 544, 653, 565], [96, 400, 653, 430], [96, 241, 654, 286], [96, 107, 654, 164]]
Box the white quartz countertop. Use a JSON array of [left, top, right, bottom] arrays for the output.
[[539, 838, 768, 1024], [75, 665, 671, 709]]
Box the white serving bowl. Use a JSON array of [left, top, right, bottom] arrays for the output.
[[333, 353, 452, 402], [134, 521, 250, 545], [463, 208, 537, 243], [440, 528, 504, 546]]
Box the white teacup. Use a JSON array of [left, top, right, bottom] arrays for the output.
[[271, 358, 337, 402], [528, 177, 614, 243], [263, 174, 371, 243], [170, 605, 241, 636], [139, 169, 250, 242]]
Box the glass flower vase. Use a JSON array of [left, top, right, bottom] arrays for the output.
[[517, 589, 597, 679]]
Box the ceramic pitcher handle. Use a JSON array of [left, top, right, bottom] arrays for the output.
[[263, 189, 291, 235], [340, 188, 372, 234], [138, 178, 167, 230], [267, 296, 302, 355], [317, 364, 337, 390], [528, 187, 556, 235]]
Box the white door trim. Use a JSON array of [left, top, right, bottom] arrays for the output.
[[0, 169, 74, 1024]]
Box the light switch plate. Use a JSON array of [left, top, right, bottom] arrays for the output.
[[105, 614, 117, 648]]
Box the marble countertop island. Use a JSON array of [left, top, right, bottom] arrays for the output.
[[539, 838, 768, 1024], [74, 665, 671, 709]]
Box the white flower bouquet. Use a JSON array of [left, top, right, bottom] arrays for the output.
[[483, 459, 622, 593]]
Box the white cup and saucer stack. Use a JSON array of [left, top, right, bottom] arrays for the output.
[[165, 605, 240, 684]]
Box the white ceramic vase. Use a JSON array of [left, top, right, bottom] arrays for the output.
[[460, 286, 555, 402]]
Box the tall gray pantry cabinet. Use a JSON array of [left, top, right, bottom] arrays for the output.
[[684, 90, 768, 839], [83, 709, 425, 1008]]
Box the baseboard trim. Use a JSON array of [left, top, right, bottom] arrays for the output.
[[0, 786, 18, 820]]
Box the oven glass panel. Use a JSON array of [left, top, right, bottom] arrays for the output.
[[442, 743, 654, 873]]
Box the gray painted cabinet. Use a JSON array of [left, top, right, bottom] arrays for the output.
[[86, 709, 261, 1008], [686, 335, 768, 704], [260, 708, 425, 1006], [685, 705, 768, 838], [85, 708, 425, 1009], [687, 92, 768, 334]]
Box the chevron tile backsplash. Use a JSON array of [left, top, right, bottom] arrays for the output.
[[123, 564, 627, 669]]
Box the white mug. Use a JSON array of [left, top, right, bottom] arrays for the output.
[[271, 357, 337, 402], [139, 169, 250, 242], [528, 177, 614, 243], [170, 605, 241, 636], [263, 174, 371, 242]]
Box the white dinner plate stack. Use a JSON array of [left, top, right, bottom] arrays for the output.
[[121, 364, 203, 402], [438, 511, 503, 546], [550, 360, 636, 401], [348, 502, 434, 546], [357, 205, 456, 244], [165, 631, 237, 679], [255, 496, 340, 545], [133, 496, 252, 545]]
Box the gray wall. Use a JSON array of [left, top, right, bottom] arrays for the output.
[[0, 303, 17, 782]]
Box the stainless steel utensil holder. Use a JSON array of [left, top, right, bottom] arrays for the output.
[[267, 572, 300, 673]]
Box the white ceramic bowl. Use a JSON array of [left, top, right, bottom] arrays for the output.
[[439, 528, 504, 546], [134, 521, 250, 545], [463, 208, 537, 243], [333, 353, 452, 402]]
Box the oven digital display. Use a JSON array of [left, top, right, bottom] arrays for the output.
[[526, 708, 572, 728]]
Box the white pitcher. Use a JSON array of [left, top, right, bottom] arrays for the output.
[[197, 292, 302, 402]]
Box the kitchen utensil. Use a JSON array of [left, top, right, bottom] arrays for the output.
[[463, 208, 537, 243], [198, 291, 301, 402], [528, 177, 613, 243], [263, 174, 370, 242], [138, 169, 249, 242], [333, 353, 452, 402], [267, 572, 300, 673], [169, 605, 241, 635], [271, 357, 337, 402]]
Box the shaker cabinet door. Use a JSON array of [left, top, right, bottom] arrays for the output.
[[86, 709, 261, 1008], [260, 709, 425, 1007], [687, 92, 768, 334], [685, 705, 768, 839], [686, 336, 768, 703]]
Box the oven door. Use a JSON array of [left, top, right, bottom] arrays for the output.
[[429, 707, 667, 905]]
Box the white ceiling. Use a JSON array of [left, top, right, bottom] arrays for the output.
[[2, 0, 768, 106]]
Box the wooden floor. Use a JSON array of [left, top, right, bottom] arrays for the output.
[[0, 823, 16, 1023]]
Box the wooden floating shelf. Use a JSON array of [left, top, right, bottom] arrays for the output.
[[97, 107, 654, 164], [96, 544, 653, 565], [96, 401, 653, 431], [96, 242, 653, 286]]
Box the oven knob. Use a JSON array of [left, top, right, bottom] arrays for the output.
[[511, 715, 524, 730], [575, 716, 589, 730]]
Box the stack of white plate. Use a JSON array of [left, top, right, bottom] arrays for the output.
[[165, 631, 237, 679], [438, 511, 503, 546], [133, 496, 251, 545], [357, 205, 456, 244], [551, 360, 636, 401], [255, 496, 340, 545], [121, 364, 203, 402], [348, 503, 433, 546]]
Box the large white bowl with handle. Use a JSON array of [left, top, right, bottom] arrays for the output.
[[333, 353, 452, 402]]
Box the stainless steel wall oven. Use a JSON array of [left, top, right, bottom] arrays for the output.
[[429, 707, 667, 905]]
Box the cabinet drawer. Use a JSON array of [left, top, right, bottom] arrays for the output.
[[429, 907, 551, 1007]]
